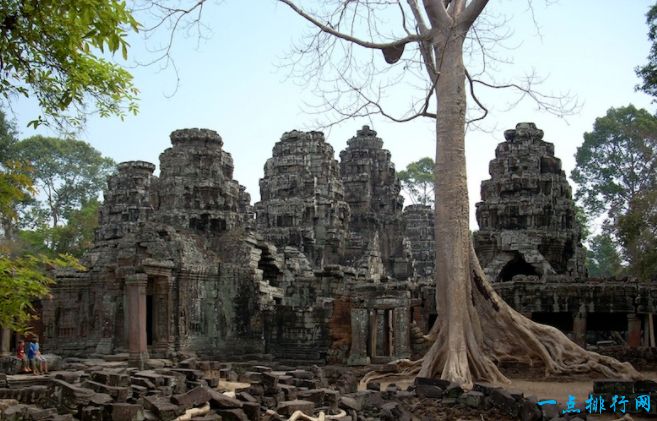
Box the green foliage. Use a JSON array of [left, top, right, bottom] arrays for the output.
[[574, 205, 591, 242], [572, 105, 657, 226], [18, 199, 100, 258], [0, 0, 140, 129], [398, 157, 435, 206], [585, 233, 624, 278], [0, 252, 82, 333], [636, 3, 657, 100], [0, 109, 33, 239], [13, 135, 114, 227], [618, 189, 657, 280]]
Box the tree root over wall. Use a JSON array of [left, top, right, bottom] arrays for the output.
[[362, 243, 641, 388]]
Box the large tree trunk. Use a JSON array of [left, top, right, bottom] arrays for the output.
[[420, 31, 476, 384], [364, 28, 641, 388]]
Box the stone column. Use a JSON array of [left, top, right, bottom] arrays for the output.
[[573, 311, 587, 348], [0, 328, 11, 356], [347, 308, 370, 366], [151, 276, 172, 356], [126, 274, 149, 368], [368, 310, 378, 359], [393, 307, 411, 359], [627, 313, 642, 348]]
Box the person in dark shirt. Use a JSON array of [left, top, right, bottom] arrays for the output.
[[26, 338, 40, 375]]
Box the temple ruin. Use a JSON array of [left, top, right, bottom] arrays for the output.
[[9, 122, 655, 367]]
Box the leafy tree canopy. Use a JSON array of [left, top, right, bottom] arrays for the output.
[[18, 199, 100, 258], [0, 0, 140, 129], [636, 2, 657, 99], [13, 135, 115, 228], [0, 252, 81, 333], [0, 109, 86, 333], [398, 157, 435, 206], [586, 233, 624, 278], [571, 105, 657, 227], [618, 189, 657, 280]]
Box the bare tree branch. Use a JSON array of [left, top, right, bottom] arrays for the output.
[[278, 0, 428, 50], [464, 69, 488, 124], [460, 0, 489, 29], [422, 0, 452, 28]]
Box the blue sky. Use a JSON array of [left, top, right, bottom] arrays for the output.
[[8, 0, 656, 229]]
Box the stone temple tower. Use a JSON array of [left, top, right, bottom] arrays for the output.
[[339, 126, 408, 278], [153, 128, 251, 236], [474, 122, 586, 281], [255, 130, 350, 268]]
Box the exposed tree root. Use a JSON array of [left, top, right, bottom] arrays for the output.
[[362, 242, 641, 388]]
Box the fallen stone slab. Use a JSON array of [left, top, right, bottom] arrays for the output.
[[172, 386, 213, 409], [490, 388, 518, 416], [48, 379, 99, 410], [54, 371, 84, 384], [277, 399, 315, 417], [0, 386, 49, 405], [206, 387, 243, 409], [82, 380, 131, 402], [131, 376, 156, 389], [339, 396, 361, 411], [107, 403, 145, 421], [215, 408, 250, 421], [169, 368, 205, 381], [285, 370, 314, 380], [143, 395, 185, 421], [90, 371, 130, 387], [80, 405, 103, 421], [241, 401, 261, 421], [459, 390, 485, 409]]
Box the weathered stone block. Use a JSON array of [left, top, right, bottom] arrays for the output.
[[172, 386, 213, 409], [143, 395, 184, 421], [108, 403, 145, 421], [490, 388, 517, 416], [216, 408, 250, 421], [459, 391, 485, 408], [206, 388, 243, 409], [276, 399, 314, 417]]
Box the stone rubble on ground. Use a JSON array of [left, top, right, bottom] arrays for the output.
[[3, 356, 654, 420]]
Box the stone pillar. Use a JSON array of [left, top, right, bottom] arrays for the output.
[[573, 311, 587, 348], [368, 310, 378, 359], [393, 307, 411, 359], [627, 314, 642, 348], [151, 276, 172, 356], [348, 308, 370, 366], [0, 328, 11, 356], [126, 274, 149, 368]]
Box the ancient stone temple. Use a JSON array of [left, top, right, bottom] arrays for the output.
[[255, 130, 350, 268], [36, 123, 657, 369], [339, 126, 410, 280], [474, 122, 587, 281], [44, 129, 276, 366]]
